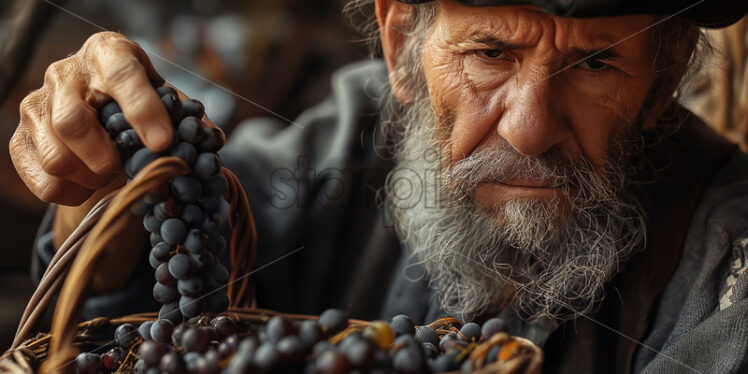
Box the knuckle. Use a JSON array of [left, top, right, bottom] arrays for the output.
[[38, 181, 68, 204], [43, 60, 68, 86], [84, 31, 128, 52], [89, 151, 120, 175], [51, 105, 92, 140], [102, 57, 142, 89], [19, 89, 47, 120], [39, 149, 73, 176]]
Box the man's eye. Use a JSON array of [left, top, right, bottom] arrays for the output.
[[478, 49, 505, 59], [577, 57, 609, 71]]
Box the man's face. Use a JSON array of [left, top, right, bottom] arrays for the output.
[[420, 1, 656, 213]]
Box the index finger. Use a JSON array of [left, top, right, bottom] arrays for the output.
[[89, 38, 172, 152]]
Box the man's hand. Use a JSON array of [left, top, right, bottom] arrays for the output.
[[10, 31, 174, 206]]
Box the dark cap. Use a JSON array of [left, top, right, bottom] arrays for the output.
[[395, 0, 748, 28]]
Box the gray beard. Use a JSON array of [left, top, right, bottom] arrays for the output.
[[383, 96, 647, 323]]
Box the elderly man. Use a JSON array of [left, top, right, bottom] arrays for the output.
[[10, 0, 748, 372]]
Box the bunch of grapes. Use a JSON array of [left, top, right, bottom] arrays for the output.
[[75, 310, 517, 374], [98, 86, 231, 323]]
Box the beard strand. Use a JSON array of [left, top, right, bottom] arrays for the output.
[[383, 91, 647, 322]]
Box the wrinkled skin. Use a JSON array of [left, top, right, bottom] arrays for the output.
[[378, 0, 658, 212]]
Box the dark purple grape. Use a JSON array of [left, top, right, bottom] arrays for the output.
[[115, 129, 143, 154], [156, 86, 177, 97], [315, 350, 351, 374], [143, 213, 163, 234], [439, 332, 466, 353], [101, 346, 126, 372], [161, 218, 187, 245], [151, 242, 173, 262], [104, 112, 131, 137], [393, 347, 427, 374], [159, 351, 186, 373], [390, 314, 415, 337], [161, 93, 183, 124], [202, 175, 227, 197], [481, 318, 507, 339], [226, 351, 254, 374], [312, 341, 334, 357], [277, 335, 305, 365], [139, 340, 167, 367], [414, 326, 439, 347], [181, 99, 205, 119], [177, 278, 204, 297], [150, 319, 174, 344], [198, 197, 218, 212], [170, 142, 198, 166], [298, 319, 323, 350], [201, 213, 223, 236], [133, 359, 146, 374], [344, 338, 377, 370], [139, 321, 154, 341], [149, 251, 164, 269], [184, 229, 208, 253], [198, 127, 225, 153], [181, 327, 209, 353], [125, 148, 158, 179], [155, 262, 177, 286], [114, 323, 138, 348], [338, 332, 361, 353], [253, 343, 282, 371], [196, 350, 220, 374], [168, 254, 193, 280], [154, 199, 183, 221], [318, 309, 347, 336], [149, 233, 163, 247], [190, 250, 215, 270], [180, 204, 204, 226], [178, 116, 206, 144], [153, 283, 179, 304], [179, 295, 205, 318], [172, 176, 203, 203], [171, 323, 187, 348], [75, 352, 101, 374], [159, 302, 182, 325], [207, 234, 227, 256], [460, 322, 481, 343], [266, 316, 296, 343], [211, 316, 237, 339], [99, 101, 122, 123], [422, 342, 439, 359], [194, 153, 221, 179]]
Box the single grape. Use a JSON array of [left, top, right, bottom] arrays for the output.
[[363, 321, 394, 350], [133, 359, 146, 374], [318, 309, 347, 336], [198, 128, 225, 153], [315, 350, 351, 374], [181, 326, 210, 353], [189, 250, 215, 270], [156, 86, 177, 97], [172, 176, 203, 203], [390, 314, 415, 337], [196, 350, 220, 374], [178, 116, 206, 144], [155, 262, 177, 286], [439, 332, 466, 353], [277, 336, 305, 364], [414, 326, 440, 347], [161, 93, 183, 124], [75, 352, 101, 374], [125, 148, 158, 179], [101, 346, 126, 372], [460, 322, 481, 343], [161, 218, 188, 245], [344, 338, 377, 370], [170, 141, 198, 166], [179, 295, 205, 318], [114, 323, 138, 348], [422, 342, 439, 359], [392, 347, 427, 374], [298, 319, 323, 351], [266, 316, 296, 343], [181, 99, 205, 119], [184, 229, 208, 253], [139, 340, 167, 367], [148, 251, 163, 269], [194, 153, 221, 179], [149, 233, 163, 247], [211, 316, 237, 339], [159, 302, 182, 325], [481, 318, 507, 339], [168, 254, 193, 280], [183, 351, 201, 372], [177, 277, 204, 297], [149, 319, 174, 344], [154, 199, 184, 221], [153, 283, 179, 304], [143, 213, 163, 234], [104, 112, 131, 137], [312, 340, 335, 357], [171, 323, 187, 348], [115, 129, 143, 154], [139, 321, 154, 341], [159, 351, 186, 373], [253, 342, 282, 371]]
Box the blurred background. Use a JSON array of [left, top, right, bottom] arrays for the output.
[[0, 0, 745, 350]]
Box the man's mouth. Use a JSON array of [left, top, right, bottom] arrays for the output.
[[498, 178, 556, 189]]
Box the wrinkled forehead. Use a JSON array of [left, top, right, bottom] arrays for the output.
[[433, 1, 655, 55]]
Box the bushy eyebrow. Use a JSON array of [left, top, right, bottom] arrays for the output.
[[466, 34, 623, 61]]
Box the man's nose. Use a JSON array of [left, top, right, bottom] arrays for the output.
[[496, 79, 566, 157]]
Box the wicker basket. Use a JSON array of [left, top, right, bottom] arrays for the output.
[[0, 156, 542, 373]]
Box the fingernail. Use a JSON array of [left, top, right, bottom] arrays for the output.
[[145, 125, 172, 151]]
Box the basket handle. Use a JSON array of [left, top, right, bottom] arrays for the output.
[[39, 157, 258, 373]]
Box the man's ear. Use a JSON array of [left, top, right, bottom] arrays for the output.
[[376, 0, 416, 104]]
